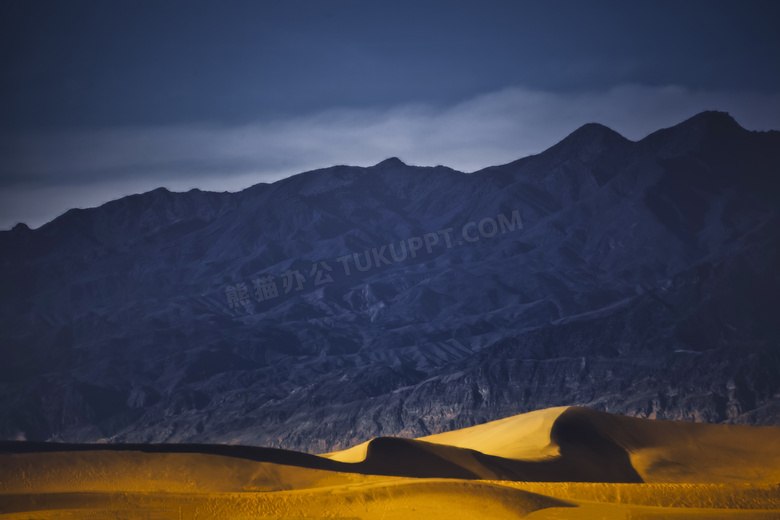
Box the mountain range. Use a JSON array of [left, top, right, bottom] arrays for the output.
[[1, 111, 778, 452]]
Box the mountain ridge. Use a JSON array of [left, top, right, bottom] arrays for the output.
[[0, 111, 778, 452], [0, 110, 768, 235]]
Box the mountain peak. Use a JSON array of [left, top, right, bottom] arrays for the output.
[[640, 110, 747, 156], [563, 122, 628, 144], [11, 222, 30, 233], [544, 122, 630, 163], [669, 111, 743, 137], [685, 110, 738, 125], [374, 157, 407, 169], [572, 122, 620, 136]]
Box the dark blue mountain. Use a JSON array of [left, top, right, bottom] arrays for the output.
[[1, 111, 778, 451]]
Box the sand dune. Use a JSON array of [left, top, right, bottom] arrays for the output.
[[2, 406, 779, 518], [324, 406, 567, 463], [325, 406, 780, 484]]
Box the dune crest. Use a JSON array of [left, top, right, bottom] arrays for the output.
[[422, 406, 569, 460]]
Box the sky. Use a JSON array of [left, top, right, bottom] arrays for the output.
[[1, 0, 779, 230]]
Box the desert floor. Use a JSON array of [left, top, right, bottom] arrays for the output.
[[1, 406, 779, 519]]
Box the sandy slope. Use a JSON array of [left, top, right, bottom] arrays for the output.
[[550, 407, 780, 483], [421, 406, 568, 459], [2, 406, 779, 519], [324, 406, 568, 463]]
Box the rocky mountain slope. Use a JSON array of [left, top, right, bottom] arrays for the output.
[[1, 111, 778, 452]]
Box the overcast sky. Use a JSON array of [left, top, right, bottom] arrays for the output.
[[2, 0, 779, 229]]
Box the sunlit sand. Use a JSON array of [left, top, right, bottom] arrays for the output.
[[2, 407, 779, 519]]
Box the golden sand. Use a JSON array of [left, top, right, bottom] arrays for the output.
[[1, 406, 779, 519]]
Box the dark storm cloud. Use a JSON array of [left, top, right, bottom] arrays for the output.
[[2, 0, 778, 130]]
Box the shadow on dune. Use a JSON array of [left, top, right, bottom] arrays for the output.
[[0, 407, 646, 483], [543, 407, 643, 482], [348, 407, 643, 482]]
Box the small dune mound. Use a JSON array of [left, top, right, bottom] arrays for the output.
[[356, 437, 488, 479], [349, 436, 555, 481]]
